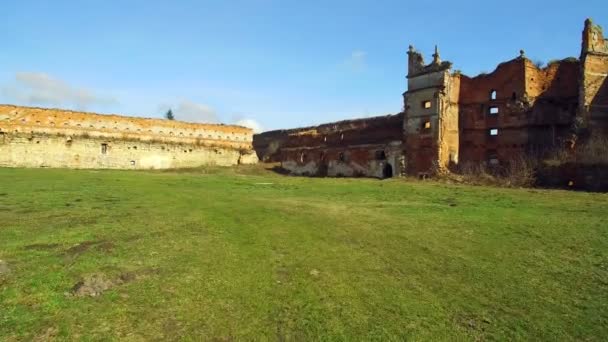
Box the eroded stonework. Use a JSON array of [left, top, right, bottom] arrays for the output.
[[0, 105, 258, 169], [254, 19, 608, 178]]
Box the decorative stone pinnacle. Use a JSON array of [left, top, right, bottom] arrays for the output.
[[432, 45, 441, 64], [519, 49, 525, 58]]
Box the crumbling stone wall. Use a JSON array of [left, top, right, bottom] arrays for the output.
[[0, 105, 258, 169], [254, 114, 404, 178], [580, 19, 608, 136], [256, 19, 607, 179], [459, 56, 579, 165]]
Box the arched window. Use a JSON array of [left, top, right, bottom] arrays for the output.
[[490, 90, 497, 100]]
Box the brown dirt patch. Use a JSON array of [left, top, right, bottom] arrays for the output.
[[70, 268, 159, 297], [33, 327, 58, 342]]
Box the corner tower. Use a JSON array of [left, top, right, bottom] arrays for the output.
[[403, 45, 460, 175], [579, 18, 608, 136]]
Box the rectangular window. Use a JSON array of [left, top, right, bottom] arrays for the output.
[[421, 120, 431, 131], [101, 143, 108, 154], [422, 101, 432, 109], [489, 106, 499, 115], [489, 128, 499, 136]]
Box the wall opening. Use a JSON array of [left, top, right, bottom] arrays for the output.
[[489, 106, 499, 115], [487, 150, 499, 165], [511, 92, 517, 101], [422, 100, 432, 109], [489, 128, 499, 136], [490, 90, 497, 100], [382, 163, 393, 179], [421, 120, 431, 132], [339, 152, 346, 162], [375, 150, 387, 160], [101, 143, 108, 154]]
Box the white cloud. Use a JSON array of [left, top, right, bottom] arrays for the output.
[[159, 100, 219, 123], [1, 72, 117, 110], [343, 50, 367, 71], [235, 118, 263, 133]]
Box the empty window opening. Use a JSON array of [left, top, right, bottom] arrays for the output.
[[339, 152, 346, 162], [422, 101, 432, 109], [421, 120, 431, 131], [490, 90, 497, 100], [489, 128, 499, 136], [101, 143, 108, 154], [511, 92, 517, 101], [375, 150, 387, 160], [300, 152, 307, 163], [489, 107, 499, 115], [130, 160, 136, 166]]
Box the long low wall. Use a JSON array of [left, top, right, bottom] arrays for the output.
[[0, 104, 258, 169], [254, 113, 404, 178], [0, 131, 256, 169], [279, 142, 404, 178]]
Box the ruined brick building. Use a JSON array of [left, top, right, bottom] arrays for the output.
[[254, 19, 608, 178], [0, 105, 258, 169]]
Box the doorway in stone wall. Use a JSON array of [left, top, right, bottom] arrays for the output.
[[382, 163, 393, 179]]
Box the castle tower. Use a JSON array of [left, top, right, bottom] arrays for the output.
[[402, 45, 459, 175], [579, 18, 608, 136]]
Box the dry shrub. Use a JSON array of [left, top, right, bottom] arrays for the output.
[[576, 135, 608, 165], [453, 156, 537, 188], [543, 135, 608, 166]]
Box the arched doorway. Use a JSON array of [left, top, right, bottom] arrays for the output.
[[382, 163, 393, 179]]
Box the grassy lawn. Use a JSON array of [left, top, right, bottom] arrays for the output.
[[0, 166, 607, 340]]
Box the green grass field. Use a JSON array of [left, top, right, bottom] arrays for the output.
[[1, 166, 607, 340]]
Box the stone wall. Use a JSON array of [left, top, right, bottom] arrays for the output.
[[0, 105, 258, 169], [253, 114, 403, 178], [580, 19, 608, 136], [459, 57, 579, 165], [256, 19, 608, 181]]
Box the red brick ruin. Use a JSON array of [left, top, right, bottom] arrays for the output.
[[254, 19, 608, 181]]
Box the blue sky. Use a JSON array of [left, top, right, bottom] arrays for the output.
[[1, 0, 606, 131]]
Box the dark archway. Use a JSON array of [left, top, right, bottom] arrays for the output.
[[382, 163, 393, 179]]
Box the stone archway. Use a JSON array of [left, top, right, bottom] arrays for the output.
[[382, 163, 393, 179]]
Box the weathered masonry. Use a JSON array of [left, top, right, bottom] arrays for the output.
[[0, 105, 258, 169], [254, 19, 608, 178], [254, 114, 404, 177]]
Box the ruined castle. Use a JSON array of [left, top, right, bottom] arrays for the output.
[[254, 19, 608, 178], [0, 105, 258, 169]]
